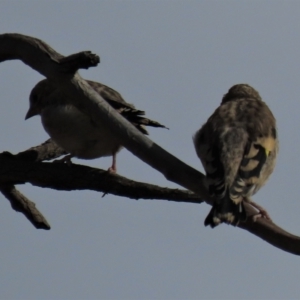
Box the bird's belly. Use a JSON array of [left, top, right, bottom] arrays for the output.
[[41, 106, 122, 159]]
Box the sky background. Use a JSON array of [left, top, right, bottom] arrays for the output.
[[0, 1, 300, 299]]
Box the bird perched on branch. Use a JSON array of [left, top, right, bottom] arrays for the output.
[[25, 79, 167, 172], [193, 84, 278, 228]]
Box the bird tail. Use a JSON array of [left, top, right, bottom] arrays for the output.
[[120, 108, 169, 135], [204, 194, 247, 228]]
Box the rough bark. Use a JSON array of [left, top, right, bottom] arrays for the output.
[[0, 184, 50, 230], [0, 141, 203, 203]]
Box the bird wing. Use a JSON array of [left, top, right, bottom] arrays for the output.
[[86, 80, 168, 133], [87, 80, 136, 110], [194, 119, 248, 203], [30, 79, 168, 134], [194, 97, 277, 226]]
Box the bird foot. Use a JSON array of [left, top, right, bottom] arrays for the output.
[[107, 166, 117, 173], [249, 201, 272, 222], [107, 153, 117, 173]]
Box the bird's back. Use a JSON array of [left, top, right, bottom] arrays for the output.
[[194, 85, 278, 227]]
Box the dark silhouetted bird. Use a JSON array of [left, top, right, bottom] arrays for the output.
[[26, 79, 167, 172]]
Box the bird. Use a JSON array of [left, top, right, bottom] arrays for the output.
[[25, 79, 167, 172], [193, 84, 278, 228]]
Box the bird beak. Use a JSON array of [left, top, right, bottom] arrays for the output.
[[25, 106, 38, 120]]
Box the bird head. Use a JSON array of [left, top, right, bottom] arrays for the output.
[[25, 79, 52, 120], [221, 84, 262, 104], [25, 93, 41, 119]]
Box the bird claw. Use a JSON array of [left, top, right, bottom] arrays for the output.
[[252, 213, 272, 222], [250, 201, 272, 222], [107, 153, 117, 173], [107, 166, 116, 173]]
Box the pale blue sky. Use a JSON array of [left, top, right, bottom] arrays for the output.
[[0, 1, 300, 299]]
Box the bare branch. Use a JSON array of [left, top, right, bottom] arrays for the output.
[[2, 139, 67, 162], [0, 140, 61, 229], [0, 149, 202, 204], [0, 33, 99, 78], [239, 217, 300, 255], [0, 185, 50, 230], [0, 140, 65, 230], [0, 33, 299, 254], [17, 139, 67, 161]]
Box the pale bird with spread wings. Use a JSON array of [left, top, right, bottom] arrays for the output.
[[193, 84, 278, 228], [26, 79, 167, 172]]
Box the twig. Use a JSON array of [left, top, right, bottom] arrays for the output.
[[0, 185, 50, 230]]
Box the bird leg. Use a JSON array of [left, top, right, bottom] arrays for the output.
[[107, 153, 117, 173], [248, 200, 272, 222], [53, 154, 73, 166]]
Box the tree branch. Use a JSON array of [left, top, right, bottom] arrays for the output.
[[0, 139, 66, 230], [0, 140, 201, 228], [0, 33, 99, 78], [0, 33, 299, 255], [0, 142, 203, 203], [0, 185, 50, 230]]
